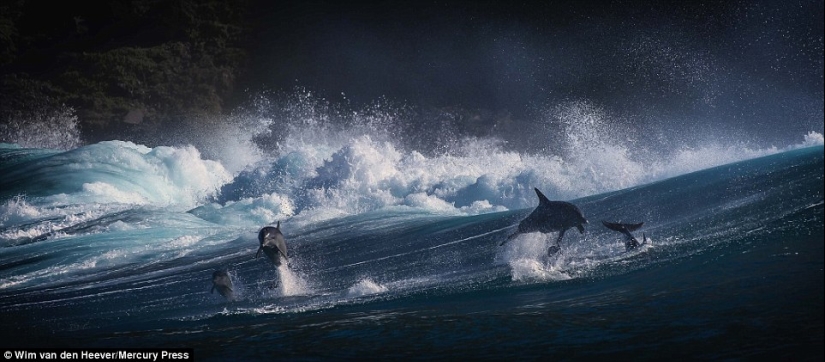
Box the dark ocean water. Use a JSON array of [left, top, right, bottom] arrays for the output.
[[0, 138, 822, 360]]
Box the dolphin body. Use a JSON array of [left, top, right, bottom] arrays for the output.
[[501, 188, 588, 255], [211, 269, 234, 301], [601, 221, 646, 251], [256, 221, 288, 266]]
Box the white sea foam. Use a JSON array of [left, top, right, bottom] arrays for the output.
[[204, 121, 822, 226], [276, 264, 311, 297], [0, 196, 42, 228], [5, 141, 231, 210], [346, 278, 388, 298], [190, 93, 820, 225], [3, 90, 821, 239]]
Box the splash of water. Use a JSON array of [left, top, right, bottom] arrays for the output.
[[0, 104, 81, 150], [4, 89, 822, 228], [346, 278, 389, 298], [197, 92, 823, 225], [276, 264, 311, 297]]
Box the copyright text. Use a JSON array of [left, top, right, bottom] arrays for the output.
[[3, 349, 192, 361]]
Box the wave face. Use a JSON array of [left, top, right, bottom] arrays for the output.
[[0, 97, 823, 359]]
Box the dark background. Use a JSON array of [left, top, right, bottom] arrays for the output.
[[1, 0, 822, 148]]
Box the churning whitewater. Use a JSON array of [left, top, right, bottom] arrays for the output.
[[0, 95, 823, 360]]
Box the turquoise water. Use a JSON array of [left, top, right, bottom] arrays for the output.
[[1, 139, 822, 360]]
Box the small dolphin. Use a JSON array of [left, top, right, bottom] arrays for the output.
[[601, 221, 646, 251], [500, 188, 588, 255], [256, 221, 288, 266], [211, 269, 234, 300]]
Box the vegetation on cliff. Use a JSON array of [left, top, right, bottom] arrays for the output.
[[0, 0, 250, 145]]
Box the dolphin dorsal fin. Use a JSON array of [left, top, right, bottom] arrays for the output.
[[276, 221, 280, 229], [534, 188, 552, 206]]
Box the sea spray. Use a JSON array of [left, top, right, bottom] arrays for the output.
[[276, 263, 311, 297], [1, 141, 231, 210], [3, 92, 822, 245], [203, 92, 824, 225], [346, 278, 389, 298], [496, 232, 573, 282], [0, 104, 81, 150]]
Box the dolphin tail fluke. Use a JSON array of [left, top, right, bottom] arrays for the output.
[[602, 221, 644, 232], [601, 220, 623, 231], [643, 233, 647, 244]]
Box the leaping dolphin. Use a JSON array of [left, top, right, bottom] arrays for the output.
[[601, 221, 646, 251], [256, 221, 288, 266], [500, 188, 588, 255], [211, 269, 234, 301]]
